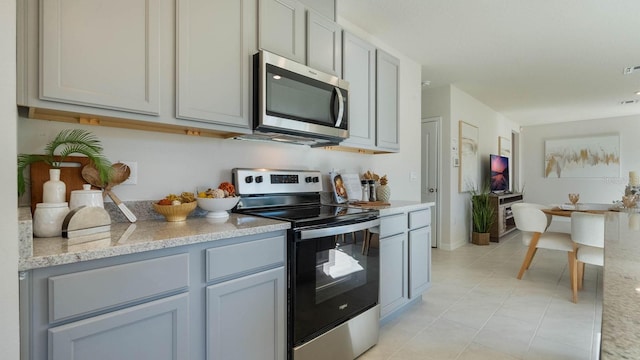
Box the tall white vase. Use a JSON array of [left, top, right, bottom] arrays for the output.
[[43, 168, 66, 203]]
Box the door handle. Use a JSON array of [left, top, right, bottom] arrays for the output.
[[334, 87, 344, 128], [428, 188, 436, 193]]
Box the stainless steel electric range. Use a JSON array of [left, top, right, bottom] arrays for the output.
[[232, 168, 381, 360]]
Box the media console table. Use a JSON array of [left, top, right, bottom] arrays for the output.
[[488, 193, 523, 242]]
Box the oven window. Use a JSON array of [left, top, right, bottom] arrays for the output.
[[293, 231, 379, 346], [315, 241, 367, 304]]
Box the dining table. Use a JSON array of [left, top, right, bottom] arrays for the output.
[[542, 206, 640, 359]]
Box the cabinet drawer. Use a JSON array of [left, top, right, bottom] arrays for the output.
[[408, 208, 431, 229], [49, 253, 189, 323], [379, 213, 406, 238], [206, 235, 285, 283]]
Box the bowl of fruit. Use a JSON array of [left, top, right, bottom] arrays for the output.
[[196, 182, 239, 219], [153, 192, 198, 222]]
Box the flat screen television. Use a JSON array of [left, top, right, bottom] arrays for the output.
[[490, 154, 509, 193]]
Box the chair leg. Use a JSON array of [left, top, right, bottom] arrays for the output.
[[517, 232, 541, 279], [362, 230, 370, 255], [526, 249, 538, 270], [569, 251, 578, 303], [578, 262, 585, 290]]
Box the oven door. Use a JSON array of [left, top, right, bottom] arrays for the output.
[[291, 218, 380, 347]]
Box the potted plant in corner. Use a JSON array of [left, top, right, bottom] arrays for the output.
[[470, 183, 495, 245], [17, 129, 112, 198]]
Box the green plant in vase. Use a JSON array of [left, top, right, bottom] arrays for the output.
[[17, 129, 112, 197], [470, 182, 495, 245]]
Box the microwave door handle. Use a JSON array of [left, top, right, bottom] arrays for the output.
[[334, 87, 345, 128]]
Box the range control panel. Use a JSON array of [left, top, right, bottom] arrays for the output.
[[232, 168, 323, 195]]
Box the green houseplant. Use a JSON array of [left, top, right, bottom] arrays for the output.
[[470, 183, 495, 245], [17, 129, 112, 197]]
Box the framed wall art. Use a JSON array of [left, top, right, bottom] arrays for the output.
[[458, 121, 479, 192], [544, 134, 620, 178], [499, 136, 511, 157]]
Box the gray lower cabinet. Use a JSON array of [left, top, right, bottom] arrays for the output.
[[20, 231, 287, 360], [49, 294, 189, 360], [206, 267, 285, 360], [379, 205, 432, 321], [379, 231, 408, 318], [409, 226, 431, 298]]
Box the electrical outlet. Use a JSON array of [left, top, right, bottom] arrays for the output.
[[120, 161, 138, 185], [410, 171, 418, 182]]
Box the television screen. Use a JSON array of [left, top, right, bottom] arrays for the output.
[[490, 154, 509, 193]]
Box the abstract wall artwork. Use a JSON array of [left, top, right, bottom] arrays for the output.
[[544, 135, 620, 178], [459, 121, 479, 192]]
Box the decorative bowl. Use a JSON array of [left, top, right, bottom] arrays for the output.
[[196, 197, 240, 219], [152, 201, 197, 222]]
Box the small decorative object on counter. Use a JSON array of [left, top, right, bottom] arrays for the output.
[[69, 184, 104, 210], [196, 182, 240, 219], [376, 175, 390, 203], [361, 180, 369, 202], [42, 168, 66, 203], [368, 179, 376, 202], [33, 202, 70, 237], [153, 192, 198, 222]]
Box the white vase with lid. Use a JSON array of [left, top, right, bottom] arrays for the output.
[[69, 184, 104, 210], [43, 168, 66, 203]]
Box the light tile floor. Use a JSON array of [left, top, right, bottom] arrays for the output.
[[359, 230, 603, 360]]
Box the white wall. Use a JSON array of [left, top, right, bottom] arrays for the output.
[[521, 114, 640, 206], [1, 0, 20, 358], [422, 85, 519, 250]]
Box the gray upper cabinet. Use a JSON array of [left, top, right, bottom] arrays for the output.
[[340, 32, 376, 148], [306, 10, 342, 76], [40, 0, 161, 115], [176, 0, 256, 128], [376, 49, 400, 151], [259, 0, 341, 75], [259, 0, 306, 64], [299, 0, 335, 20]]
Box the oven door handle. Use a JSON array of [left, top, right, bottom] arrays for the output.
[[299, 218, 380, 240]]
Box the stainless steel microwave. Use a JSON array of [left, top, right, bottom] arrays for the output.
[[252, 51, 349, 146]]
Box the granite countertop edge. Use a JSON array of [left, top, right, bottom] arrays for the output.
[[18, 207, 290, 271]]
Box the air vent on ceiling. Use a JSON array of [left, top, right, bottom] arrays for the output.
[[620, 99, 638, 105], [623, 66, 640, 75]]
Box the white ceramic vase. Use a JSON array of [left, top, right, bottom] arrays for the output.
[[43, 168, 66, 203], [33, 202, 69, 237]]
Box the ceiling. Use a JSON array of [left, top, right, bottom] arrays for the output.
[[337, 0, 640, 126]]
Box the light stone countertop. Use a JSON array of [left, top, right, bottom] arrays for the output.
[[18, 207, 290, 271], [600, 211, 640, 359], [377, 201, 435, 215]]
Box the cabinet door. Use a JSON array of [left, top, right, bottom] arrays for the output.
[[259, 0, 305, 63], [40, 0, 160, 115], [409, 226, 431, 298], [340, 32, 375, 147], [376, 49, 400, 151], [48, 293, 189, 360], [176, 0, 255, 128], [206, 267, 285, 360], [379, 233, 408, 318], [306, 10, 341, 76]]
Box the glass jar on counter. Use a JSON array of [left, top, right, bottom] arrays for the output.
[[361, 180, 369, 202], [368, 180, 376, 202]]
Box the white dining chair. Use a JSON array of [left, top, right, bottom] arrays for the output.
[[570, 212, 605, 303], [512, 203, 575, 280]]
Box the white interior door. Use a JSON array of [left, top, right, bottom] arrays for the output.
[[421, 118, 440, 248]]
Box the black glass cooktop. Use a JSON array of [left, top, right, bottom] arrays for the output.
[[239, 204, 378, 229]]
